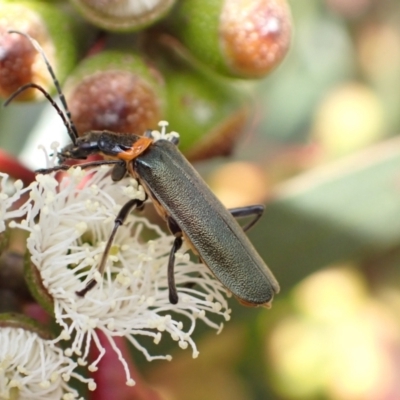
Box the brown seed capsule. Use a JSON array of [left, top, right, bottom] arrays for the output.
[[66, 70, 163, 135], [0, 5, 53, 100], [0, 30, 36, 99], [171, 0, 292, 78], [63, 51, 166, 136], [220, 0, 292, 77], [0, 2, 79, 101]]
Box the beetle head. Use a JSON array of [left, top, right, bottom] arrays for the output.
[[58, 132, 103, 162]]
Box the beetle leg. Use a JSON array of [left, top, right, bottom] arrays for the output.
[[168, 236, 183, 304], [37, 159, 121, 174], [166, 217, 184, 304], [76, 197, 146, 297], [111, 161, 127, 181], [229, 205, 264, 232], [165, 206, 265, 303]]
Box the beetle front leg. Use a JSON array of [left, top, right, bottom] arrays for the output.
[[37, 159, 121, 175], [229, 204, 264, 232], [76, 197, 146, 297]]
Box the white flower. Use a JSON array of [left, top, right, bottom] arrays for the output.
[[13, 147, 231, 386], [0, 325, 91, 400], [150, 120, 179, 142], [0, 173, 29, 233]]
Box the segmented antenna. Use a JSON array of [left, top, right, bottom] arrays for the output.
[[4, 82, 74, 135], [6, 30, 78, 143]]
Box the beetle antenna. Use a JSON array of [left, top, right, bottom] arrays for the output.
[[4, 82, 76, 139], [7, 30, 78, 143]]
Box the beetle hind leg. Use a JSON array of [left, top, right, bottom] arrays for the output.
[[167, 217, 184, 304], [229, 204, 264, 232], [168, 236, 183, 304]]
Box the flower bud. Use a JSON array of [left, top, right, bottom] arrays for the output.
[[0, 1, 79, 101], [69, 0, 176, 32], [0, 312, 50, 338], [163, 55, 251, 161], [24, 258, 54, 315], [171, 0, 292, 78], [63, 51, 166, 136]]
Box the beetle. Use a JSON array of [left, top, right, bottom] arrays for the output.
[[6, 31, 280, 307]]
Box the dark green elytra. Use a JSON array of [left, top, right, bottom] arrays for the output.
[[134, 139, 280, 306]]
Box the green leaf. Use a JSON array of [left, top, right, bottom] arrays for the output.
[[249, 137, 400, 290]]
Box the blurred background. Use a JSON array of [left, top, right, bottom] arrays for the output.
[[1, 0, 400, 399], [144, 1, 400, 399]]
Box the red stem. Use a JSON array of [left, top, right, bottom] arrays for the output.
[[90, 331, 164, 400], [0, 149, 35, 186]]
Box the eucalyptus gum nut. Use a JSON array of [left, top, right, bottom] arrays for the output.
[[185, 106, 250, 162], [172, 0, 292, 79], [0, 1, 79, 101], [0, 312, 52, 340], [164, 68, 250, 161], [63, 51, 166, 136], [69, 0, 176, 32], [24, 253, 54, 316]]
